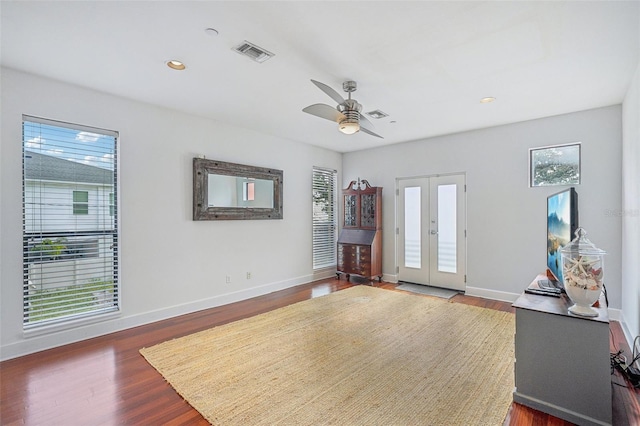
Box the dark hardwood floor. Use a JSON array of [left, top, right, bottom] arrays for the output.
[[1, 278, 638, 425]]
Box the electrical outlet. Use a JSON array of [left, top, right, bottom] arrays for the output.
[[225, 275, 231, 283], [246, 272, 251, 280]]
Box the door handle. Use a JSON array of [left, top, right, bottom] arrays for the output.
[[430, 230, 438, 235]]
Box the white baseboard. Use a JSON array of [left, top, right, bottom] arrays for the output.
[[465, 286, 521, 303], [383, 273, 398, 283], [312, 267, 338, 281], [608, 307, 621, 322], [465, 286, 623, 321], [387, 277, 523, 303], [3, 271, 629, 361], [390, 282, 626, 329], [619, 312, 637, 352], [1, 274, 316, 361]]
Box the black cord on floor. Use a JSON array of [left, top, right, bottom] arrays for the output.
[[611, 349, 640, 388]]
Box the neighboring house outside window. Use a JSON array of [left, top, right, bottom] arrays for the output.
[[22, 116, 119, 329], [312, 167, 337, 270]]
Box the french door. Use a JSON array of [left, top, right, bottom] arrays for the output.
[[397, 174, 466, 291]]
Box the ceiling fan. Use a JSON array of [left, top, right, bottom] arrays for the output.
[[302, 79, 383, 139]]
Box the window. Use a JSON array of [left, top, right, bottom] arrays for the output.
[[73, 190, 89, 214], [312, 167, 337, 270], [109, 192, 115, 216], [22, 116, 119, 329]]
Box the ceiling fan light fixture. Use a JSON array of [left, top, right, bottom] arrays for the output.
[[304, 79, 382, 138], [339, 120, 360, 135]]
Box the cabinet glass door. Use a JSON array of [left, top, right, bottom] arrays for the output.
[[360, 194, 376, 228], [344, 195, 357, 227]]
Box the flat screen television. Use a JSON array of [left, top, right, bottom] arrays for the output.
[[545, 187, 579, 289]]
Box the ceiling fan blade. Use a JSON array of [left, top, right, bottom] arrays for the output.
[[359, 117, 384, 139], [302, 103, 346, 123], [359, 114, 375, 129], [359, 126, 384, 139], [310, 79, 345, 105]]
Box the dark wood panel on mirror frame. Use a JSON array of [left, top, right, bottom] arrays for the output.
[[193, 158, 283, 220]]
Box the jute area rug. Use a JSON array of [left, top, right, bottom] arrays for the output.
[[140, 286, 515, 426]]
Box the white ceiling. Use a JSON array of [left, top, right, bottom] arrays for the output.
[[2, 1, 639, 153]]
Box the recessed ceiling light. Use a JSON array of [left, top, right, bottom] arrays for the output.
[[166, 60, 186, 70], [480, 97, 496, 104], [204, 28, 219, 37]]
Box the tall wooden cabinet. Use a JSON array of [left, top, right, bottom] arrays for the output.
[[337, 179, 382, 282]]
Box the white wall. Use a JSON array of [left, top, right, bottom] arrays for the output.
[[0, 68, 342, 360], [344, 106, 623, 307], [0, 66, 630, 360], [622, 61, 640, 342]]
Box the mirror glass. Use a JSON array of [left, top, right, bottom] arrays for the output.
[[193, 158, 283, 220], [207, 175, 274, 208]]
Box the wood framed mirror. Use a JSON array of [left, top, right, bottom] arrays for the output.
[[193, 158, 283, 220]]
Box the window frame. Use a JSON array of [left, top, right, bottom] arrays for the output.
[[22, 115, 120, 331], [312, 167, 338, 270]]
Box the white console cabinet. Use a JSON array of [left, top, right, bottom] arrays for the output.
[[512, 276, 612, 426]]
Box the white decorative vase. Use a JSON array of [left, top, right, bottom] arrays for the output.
[[560, 228, 606, 317]]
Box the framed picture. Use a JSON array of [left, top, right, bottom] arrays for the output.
[[529, 142, 581, 187]]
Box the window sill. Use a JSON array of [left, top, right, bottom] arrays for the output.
[[23, 309, 121, 338]]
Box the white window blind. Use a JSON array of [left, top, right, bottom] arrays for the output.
[[22, 116, 119, 329], [312, 167, 337, 269]]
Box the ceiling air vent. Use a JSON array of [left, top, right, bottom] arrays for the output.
[[366, 110, 389, 119], [233, 41, 275, 63]]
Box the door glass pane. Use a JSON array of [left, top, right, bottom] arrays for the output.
[[404, 186, 421, 268], [437, 184, 457, 273]]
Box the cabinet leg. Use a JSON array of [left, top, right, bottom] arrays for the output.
[[378, 276, 382, 283], [335, 273, 340, 280]]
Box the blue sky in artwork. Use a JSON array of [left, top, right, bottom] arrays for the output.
[[548, 191, 570, 223]]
